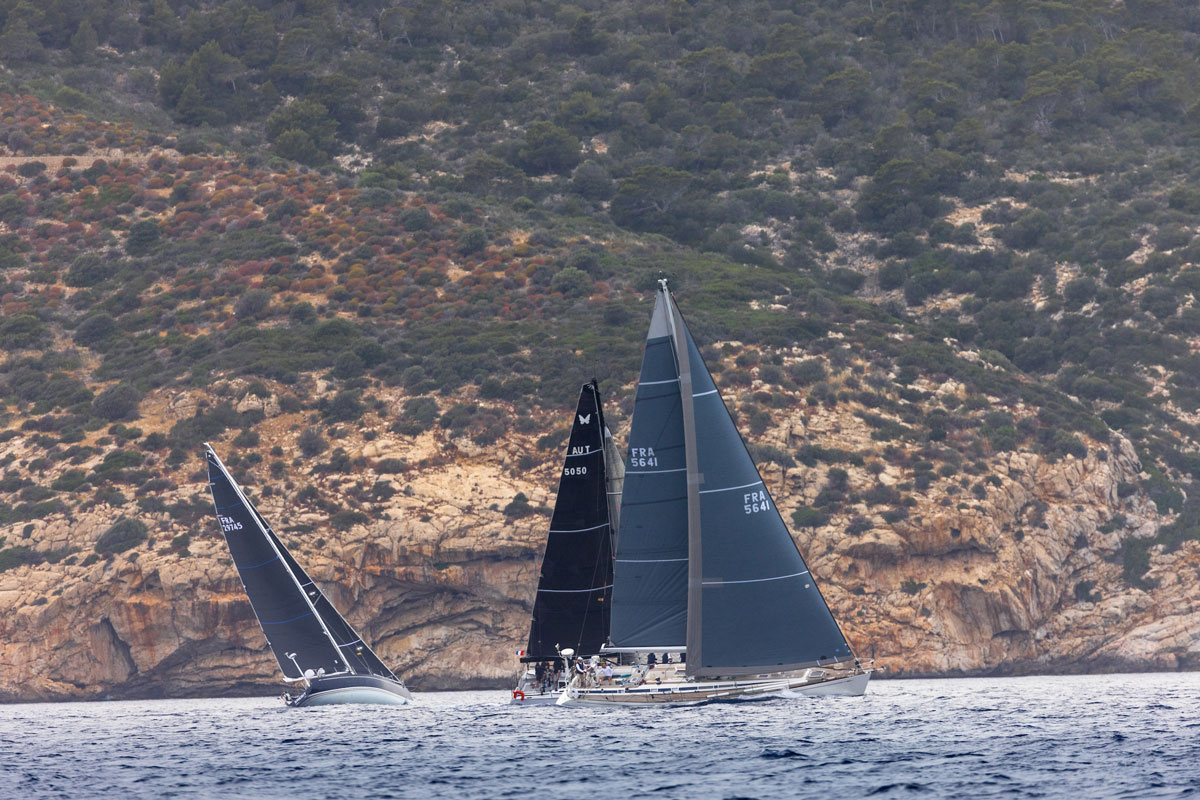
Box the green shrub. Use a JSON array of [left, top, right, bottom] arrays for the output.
[[1073, 580, 1097, 602], [92, 384, 143, 421], [791, 506, 829, 528], [330, 510, 368, 531], [298, 427, 327, 458], [503, 492, 536, 517], [94, 519, 147, 555], [0, 546, 43, 572]]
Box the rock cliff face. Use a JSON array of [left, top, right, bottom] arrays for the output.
[[2, 368, 1198, 703]]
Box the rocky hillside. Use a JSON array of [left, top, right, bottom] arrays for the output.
[[5, 28, 1200, 699], [3, 358, 1198, 700]]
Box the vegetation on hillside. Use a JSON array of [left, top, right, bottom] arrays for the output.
[[4, 1, 1200, 587]]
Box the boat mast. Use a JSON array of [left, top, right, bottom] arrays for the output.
[[206, 444, 355, 678], [659, 280, 705, 675]]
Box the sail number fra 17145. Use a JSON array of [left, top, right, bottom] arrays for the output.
[[743, 490, 771, 515]]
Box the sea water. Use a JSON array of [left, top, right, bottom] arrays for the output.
[[1, 673, 1197, 798]]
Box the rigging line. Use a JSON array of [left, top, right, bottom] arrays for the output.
[[702, 570, 810, 586], [549, 523, 609, 533], [698, 480, 764, 495]]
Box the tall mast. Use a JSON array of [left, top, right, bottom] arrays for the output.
[[660, 280, 705, 675]]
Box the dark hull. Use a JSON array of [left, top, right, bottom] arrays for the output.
[[285, 674, 412, 707]]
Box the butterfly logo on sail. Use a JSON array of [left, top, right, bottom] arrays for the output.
[[578, 414, 592, 425]]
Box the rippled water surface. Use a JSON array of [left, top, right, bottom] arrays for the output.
[[2, 673, 1198, 798]]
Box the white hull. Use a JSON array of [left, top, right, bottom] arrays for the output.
[[508, 691, 562, 706], [556, 669, 872, 707], [295, 686, 411, 706]]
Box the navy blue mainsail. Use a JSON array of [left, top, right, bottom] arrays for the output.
[[526, 383, 617, 659], [206, 446, 398, 682], [609, 281, 855, 676], [608, 295, 689, 649], [677, 306, 854, 675]]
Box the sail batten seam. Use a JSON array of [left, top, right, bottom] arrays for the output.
[[702, 570, 809, 586], [538, 584, 613, 593], [698, 480, 763, 495], [616, 557, 688, 563], [548, 523, 609, 533]]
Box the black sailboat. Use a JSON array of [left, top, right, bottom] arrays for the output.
[[205, 445, 411, 707], [512, 382, 624, 704], [560, 280, 871, 705]]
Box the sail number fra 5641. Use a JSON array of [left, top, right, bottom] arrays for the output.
[[743, 490, 771, 515], [629, 447, 658, 467]]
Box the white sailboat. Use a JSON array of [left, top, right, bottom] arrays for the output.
[[558, 281, 872, 707]]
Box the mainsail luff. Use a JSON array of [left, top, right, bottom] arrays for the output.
[[525, 383, 615, 659], [665, 285, 706, 678]]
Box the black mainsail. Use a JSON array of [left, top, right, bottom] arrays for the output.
[[525, 382, 618, 660], [205, 445, 399, 683], [609, 281, 855, 677]]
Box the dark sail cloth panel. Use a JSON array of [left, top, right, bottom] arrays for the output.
[[679, 316, 855, 676], [609, 295, 689, 649], [206, 451, 345, 680], [248, 505, 397, 680], [527, 383, 614, 659]]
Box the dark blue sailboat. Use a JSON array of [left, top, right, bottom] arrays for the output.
[[205, 445, 411, 707], [511, 381, 624, 704], [560, 280, 871, 705]]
